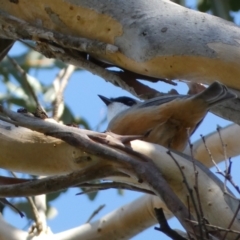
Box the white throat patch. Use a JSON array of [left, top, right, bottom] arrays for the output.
[[107, 102, 130, 122]]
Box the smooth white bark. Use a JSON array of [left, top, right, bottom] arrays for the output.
[[185, 124, 240, 167], [0, 195, 172, 240], [0, 0, 240, 89], [0, 120, 238, 176], [0, 117, 239, 239], [0, 215, 28, 240]]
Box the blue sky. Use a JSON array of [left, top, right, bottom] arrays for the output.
[[1, 2, 240, 239]]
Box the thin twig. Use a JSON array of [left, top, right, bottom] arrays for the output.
[[167, 150, 200, 239], [154, 208, 188, 240], [200, 135, 221, 173], [186, 219, 240, 236], [52, 65, 75, 120], [225, 159, 240, 195], [216, 167, 240, 196], [86, 204, 105, 223], [36, 43, 161, 99], [201, 133, 240, 239], [217, 128, 240, 195], [222, 201, 240, 240], [7, 56, 47, 119], [0, 164, 121, 197], [31, 194, 47, 235], [10, 172, 43, 235], [7, 56, 39, 107], [201, 134, 228, 192], [201, 134, 240, 195], [186, 195, 194, 240], [76, 182, 155, 196], [217, 127, 228, 192], [188, 130, 209, 239], [0, 198, 24, 218]]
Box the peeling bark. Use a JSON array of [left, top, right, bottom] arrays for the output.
[[0, 109, 239, 238], [0, 0, 240, 89]]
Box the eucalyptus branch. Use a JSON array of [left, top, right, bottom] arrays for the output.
[[0, 39, 14, 62], [29, 194, 48, 236], [7, 56, 42, 109], [86, 204, 105, 223], [167, 150, 202, 239], [76, 182, 155, 196], [0, 164, 119, 197], [200, 134, 222, 173], [52, 65, 76, 120], [154, 208, 188, 240], [0, 105, 196, 235], [222, 201, 240, 240], [0, 10, 118, 55], [0, 10, 172, 99], [0, 105, 239, 237], [36, 44, 151, 97], [10, 171, 42, 232], [201, 134, 240, 196], [188, 132, 209, 239], [186, 219, 240, 237], [217, 126, 229, 191]]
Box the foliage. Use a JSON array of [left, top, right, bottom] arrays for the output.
[[0, 47, 92, 222]]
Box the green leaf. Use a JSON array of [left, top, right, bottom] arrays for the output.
[[230, 0, 240, 11], [14, 201, 34, 220], [46, 189, 68, 203], [197, 0, 211, 12], [54, 60, 69, 69], [60, 104, 75, 123], [46, 204, 58, 219], [117, 189, 124, 196], [60, 105, 90, 129], [0, 96, 29, 108], [43, 85, 56, 103], [4, 81, 28, 100], [86, 191, 98, 201], [13, 200, 58, 220], [74, 117, 91, 129]]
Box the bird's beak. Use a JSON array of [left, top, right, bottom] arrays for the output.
[[98, 95, 112, 106]]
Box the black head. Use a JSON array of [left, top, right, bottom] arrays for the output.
[[98, 95, 137, 107], [98, 95, 112, 106]]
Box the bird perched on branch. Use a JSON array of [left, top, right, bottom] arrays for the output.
[[99, 82, 237, 151]]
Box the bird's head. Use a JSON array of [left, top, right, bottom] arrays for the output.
[[98, 95, 138, 122]]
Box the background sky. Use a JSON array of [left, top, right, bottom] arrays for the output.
[[1, 1, 240, 239]]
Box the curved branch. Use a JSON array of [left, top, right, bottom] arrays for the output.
[[1, 0, 240, 89], [0, 107, 239, 238], [0, 107, 196, 234], [185, 124, 240, 167], [0, 195, 172, 240]]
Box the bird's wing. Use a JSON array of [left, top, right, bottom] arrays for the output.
[[107, 105, 168, 136], [137, 94, 187, 108]]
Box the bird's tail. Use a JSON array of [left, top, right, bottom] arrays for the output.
[[194, 81, 237, 108]]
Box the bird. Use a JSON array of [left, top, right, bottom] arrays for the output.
[[98, 82, 237, 151]]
